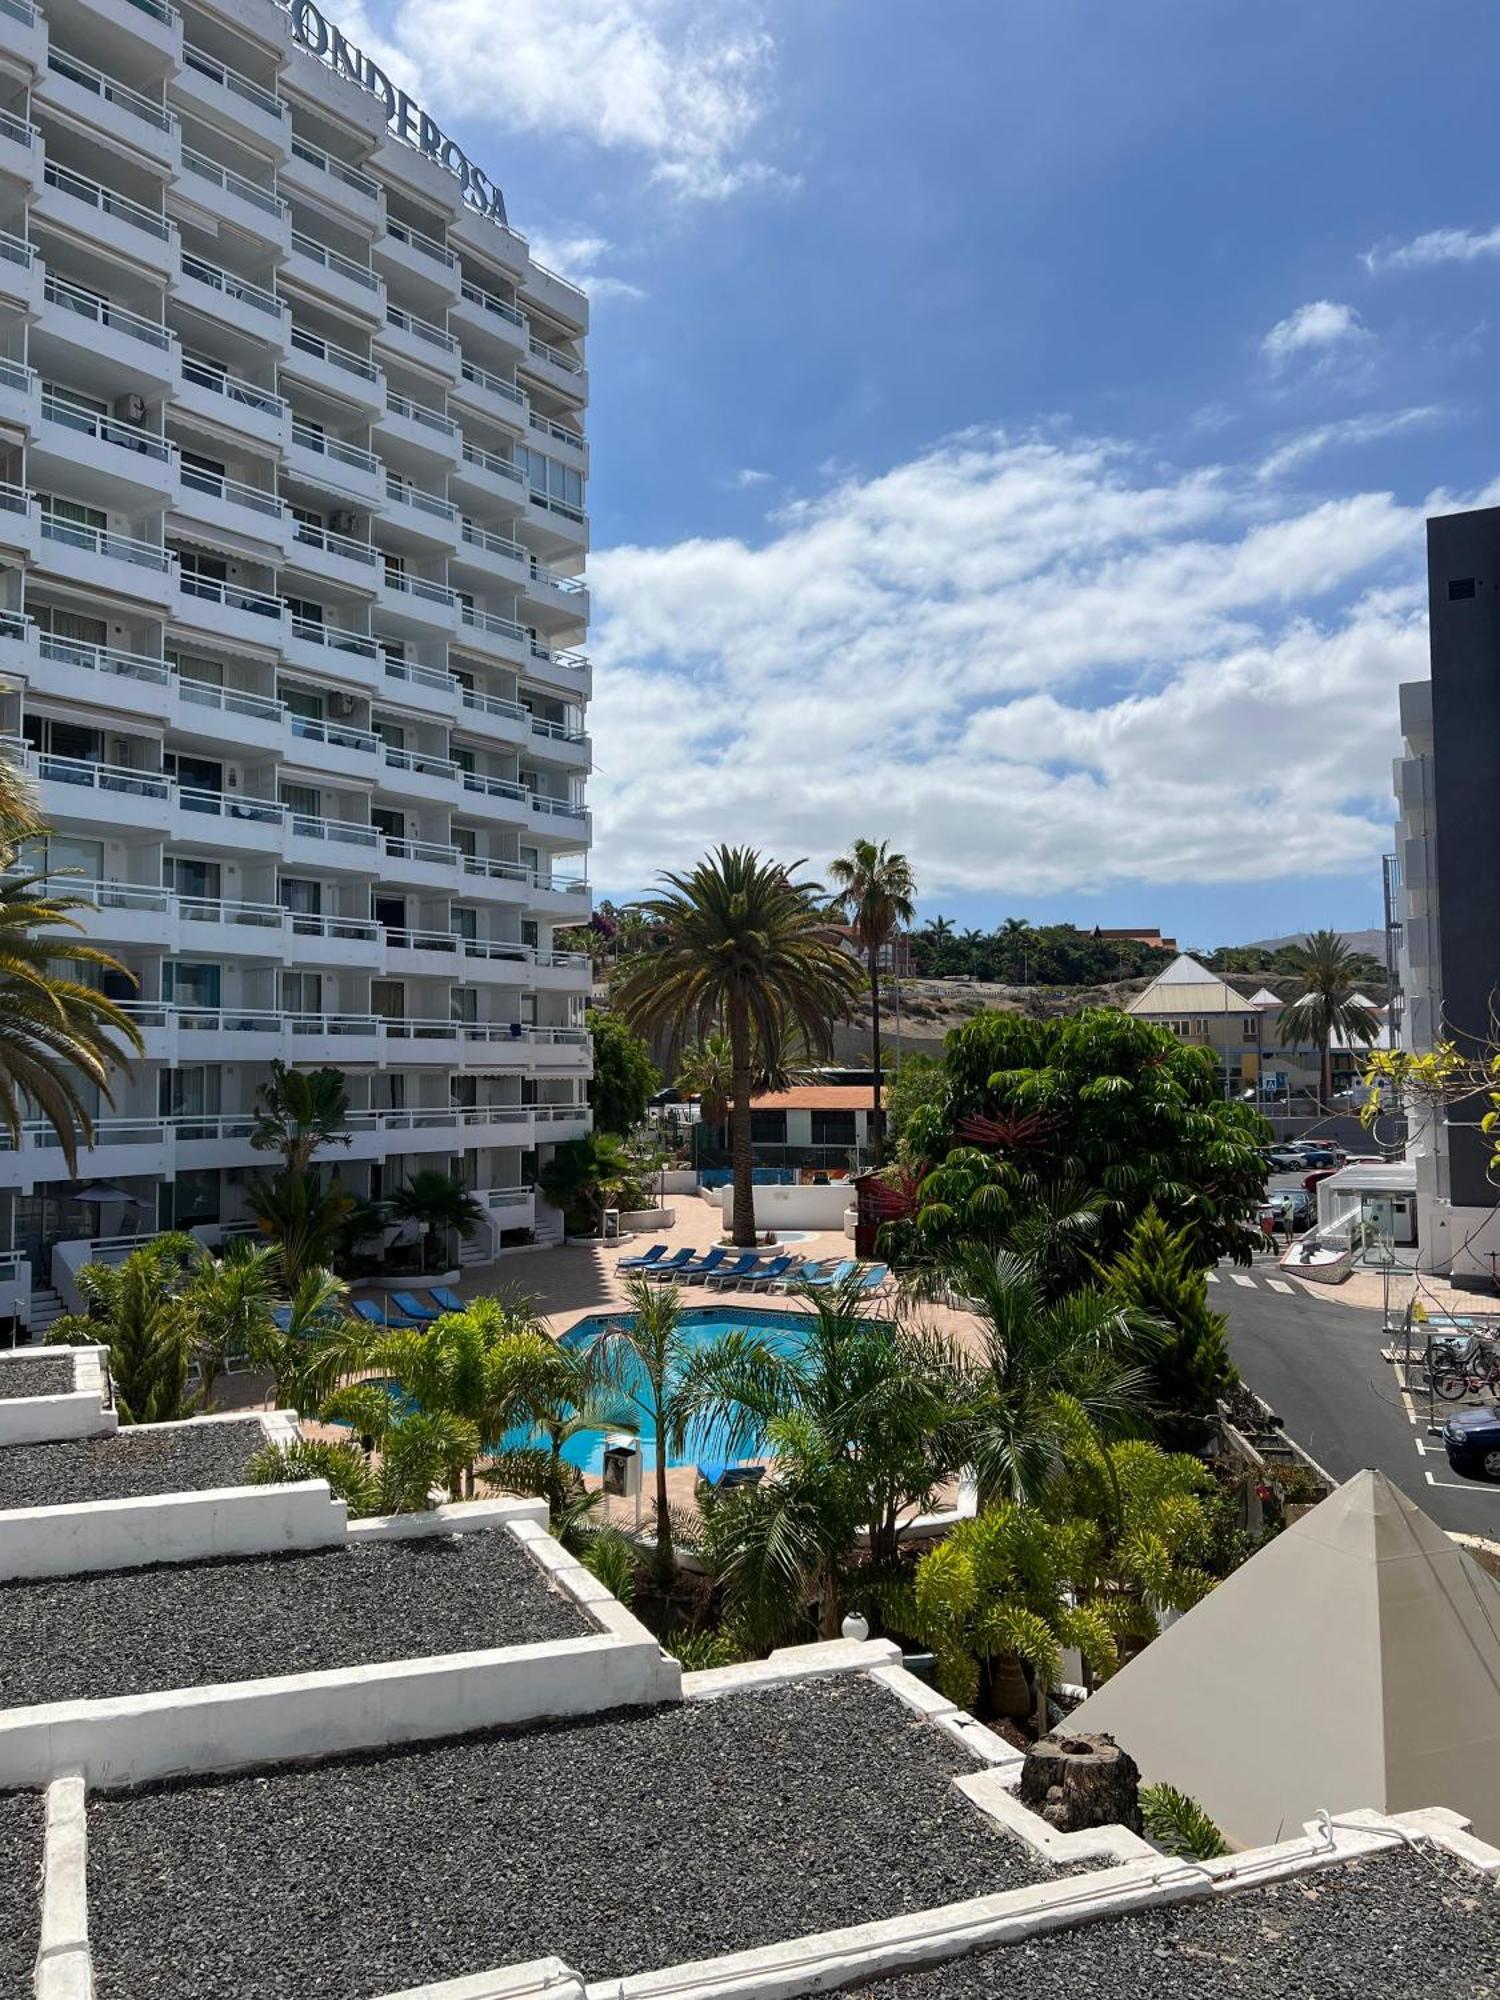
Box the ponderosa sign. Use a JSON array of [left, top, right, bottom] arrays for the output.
[[286, 0, 508, 225]]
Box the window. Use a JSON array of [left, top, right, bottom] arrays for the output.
[[159, 1168, 220, 1228], [281, 970, 323, 1014], [371, 807, 404, 840], [46, 835, 102, 880], [162, 962, 221, 1008], [451, 907, 478, 941], [281, 684, 324, 721], [374, 896, 407, 937], [180, 448, 225, 480], [278, 877, 322, 919], [285, 595, 323, 626], [165, 856, 220, 900], [450, 988, 478, 1024], [1449, 577, 1477, 601], [371, 979, 405, 1020], [450, 1076, 476, 1108], [280, 782, 319, 820], [34, 606, 107, 647], [451, 826, 477, 858], [811, 1109, 857, 1148], [158, 1066, 220, 1118], [750, 1109, 787, 1145]]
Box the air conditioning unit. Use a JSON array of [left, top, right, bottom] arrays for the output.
[[114, 393, 147, 425], [329, 510, 359, 535]]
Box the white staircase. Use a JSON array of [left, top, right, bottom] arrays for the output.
[[28, 1285, 66, 1337], [458, 1230, 491, 1269]]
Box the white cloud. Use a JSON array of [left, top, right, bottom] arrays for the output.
[[1261, 300, 1369, 366], [1363, 224, 1500, 275], [585, 430, 1497, 897], [734, 467, 772, 488], [1257, 406, 1449, 481], [363, 0, 781, 201], [525, 232, 645, 302]]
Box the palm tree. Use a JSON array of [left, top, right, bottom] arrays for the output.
[[181, 1239, 280, 1408], [246, 1169, 357, 1289], [47, 1234, 198, 1423], [538, 1130, 635, 1236], [675, 1032, 735, 1129], [1280, 929, 1382, 1106], [250, 1062, 352, 1173], [613, 846, 861, 1247], [829, 839, 917, 1166], [389, 1170, 483, 1273], [0, 756, 143, 1171], [246, 1265, 361, 1413]]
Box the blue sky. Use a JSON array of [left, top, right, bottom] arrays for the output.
[[354, 0, 1499, 950]]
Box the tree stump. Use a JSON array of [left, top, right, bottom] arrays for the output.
[[1017, 1731, 1143, 1835]]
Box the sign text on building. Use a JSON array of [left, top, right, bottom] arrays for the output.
[[287, 0, 508, 226]]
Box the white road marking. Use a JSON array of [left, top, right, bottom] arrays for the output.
[[1266, 1279, 1292, 1294], [1229, 1274, 1257, 1289], [1426, 1469, 1500, 1496], [1206, 1271, 1220, 1284]]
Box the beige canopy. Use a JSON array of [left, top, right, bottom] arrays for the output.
[[1068, 1468, 1500, 1846]]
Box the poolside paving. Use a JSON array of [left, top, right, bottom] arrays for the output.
[[0, 1525, 591, 1710], [87, 1674, 1053, 2000], [0, 1418, 266, 1515], [835, 1846, 1500, 1999], [0, 1788, 41, 1998]]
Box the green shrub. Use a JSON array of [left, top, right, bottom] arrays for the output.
[[244, 1438, 380, 1519], [579, 1525, 640, 1605], [1140, 1782, 1230, 1859]]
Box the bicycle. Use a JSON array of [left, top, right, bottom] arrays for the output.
[[1429, 1334, 1500, 1402]]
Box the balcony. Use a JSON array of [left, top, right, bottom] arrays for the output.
[[289, 517, 381, 592], [284, 710, 382, 782], [526, 638, 593, 699], [36, 632, 171, 719], [0, 610, 37, 690], [30, 751, 171, 836], [37, 509, 174, 605], [528, 1026, 591, 1070], [286, 420, 383, 506], [38, 275, 177, 392], [285, 230, 384, 324], [40, 48, 179, 171], [528, 870, 592, 920], [0, 0, 46, 75], [62, 0, 180, 64], [178, 250, 288, 345], [522, 558, 590, 625], [0, 1118, 170, 1192], [382, 474, 458, 552], [375, 218, 459, 304], [377, 388, 459, 466], [170, 673, 284, 756], [176, 355, 287, 449], [0, 356, 40, 437], [453, 278, 526, 357], [527, 711, 591, 769], [179, 146, 289, 252], [476, 1186, 536, 1238], [174, 570, 286, 650], [529, 794, 591, 842], [532, 1102, 591, 1141], [523, 333, 587, 402], [380, 652, 460, 717], [383, 925, 462, 977], [284, 613, 381, 687], [282, 803, 380, 874], [378, 304, 459, 378], [457, 683, 527, 747], [37, 161, 177, 277], [34, 391, 175, 508], [459, 769, 531, 827], [282, 136, 382, 232], [174, 461, 288, 552], [452, 602, 525, 670], [521, 256, 589, 332], [169, 784, 280, 856], [452, 519, 528, 590], [121, 1002, 383, 1068], [378, 831, 461, 890], [528, 406, 587, 468], [379, 742, 458, 804], [377, 567, 458, 637], [0, 229, 42, 316], [0, 483, 37, 563], [453, 356, 526, 436], [175, 42, 287, 153], [453, 437, 525, 513], [284, 325, 385, 413]]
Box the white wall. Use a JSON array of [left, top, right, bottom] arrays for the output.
[[708, 1181, 854, 1231], [0, 1345, 115, 1448], [0, 1480, 347, 1582]]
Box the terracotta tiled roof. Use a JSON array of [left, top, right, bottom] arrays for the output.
[[749, 1086, 884, 1111]]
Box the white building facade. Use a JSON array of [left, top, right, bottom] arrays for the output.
[[0, 0, 593, 1322]]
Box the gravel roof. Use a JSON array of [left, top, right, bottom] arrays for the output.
[[0, 1355, 74, 1400], [0, 1789, 41, 1997], [87, 1676, 1050, 2000], [837, 1847, 1500, 1999], [0, 1418, 264, 1514], [0, 1526, 592, 1709]]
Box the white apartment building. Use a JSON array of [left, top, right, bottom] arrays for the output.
[[0, 0, 593, 1324]]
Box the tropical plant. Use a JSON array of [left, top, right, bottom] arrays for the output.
[[675, 1032, 735, 1129], [389, 1171, 483, 1273], [1101, 1208, 1238, 1447], [250, 1061, 352, 1172], [829, 838, 917, 1165], [180, 1238, 280, 1408], [0, 757, 143, 1172], [903, 1008, 1270, 1269], [579, 1525, 640, 1604], [1279, 930, 1382, 1105], [612, 846, 862, 1246], [1139, 1784, 1230, 1860], [660, 1625, 745, 1670], [538, 1130, 638, 1236], [47, 1234, 198, 1423], [243, 1436, 381, 1518], [319, 1376, 480, 1511], [245, 1169, 358, 1289], [588, 1012, 661, 1136], [884, 1053, 946, 1155], [244, 1265, 361, 1414], [479, 1327, 596, 1516]]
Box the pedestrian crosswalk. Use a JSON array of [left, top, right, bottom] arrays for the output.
[[1208, 1269, 1299, 1296]]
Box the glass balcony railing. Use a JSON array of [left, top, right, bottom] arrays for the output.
[[182, 44, 284, 121], [45, 276, 172, 349]]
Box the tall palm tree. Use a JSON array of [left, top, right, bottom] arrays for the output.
[[829, 839, 917, 1166], [247, 1264, 361, 1413], [675, 1032, 735, 1129], [389, 1170, 483, 1273], [0, 757, 142, 1171], [249, 1062, 352, 1174], [182, 1239, 280, 1408], [613, 846, 862, 1247], [246, 1169, 357, 1289], [1280, 930, 1382, 1106]]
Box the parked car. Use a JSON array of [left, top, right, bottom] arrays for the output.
[[1442, 1406, 1500, 1482], [1259, 1189, 1314, 1232], [1263, 1148, 1304, 1173]]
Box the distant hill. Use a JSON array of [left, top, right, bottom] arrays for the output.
[[1242, 929, 1384, 960]]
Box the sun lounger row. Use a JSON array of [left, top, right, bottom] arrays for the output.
[[269, 1287, 467, 1335], [615, 1244, 890, 1296]]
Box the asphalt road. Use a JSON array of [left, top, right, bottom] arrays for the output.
[[1215, 1269, 1500, 1537]]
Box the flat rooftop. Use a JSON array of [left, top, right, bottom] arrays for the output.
[[0, 1789, 41, 1996], [0, 1528, 592, 1710], [87, 1676, 1052, 2000], [0, 1417, 264, 1514], [838, 1847, 1500, 1998], [0, 1354, 74, 1400]]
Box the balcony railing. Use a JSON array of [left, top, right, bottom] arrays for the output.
[[526, 257, 588, 306], [0, 0, 35, 28], [289, 713, 379, 755], [35, 752, 168, 797], [180, 464, 284, 518], [460, 604, 526, 644], [0, 228, 31, 271], [460, 522, 526, 566], [44, 162, 171, 240], [528, 334, 583, 376], [290, 137, 380, 201], [460, 440, 523, 485], [381, 570, 456, 610], [526, 559, 588, 597], [386, 475, 456, 522], [386, 305, 455, 353], [181, 355, 283, 414], [531, 795, 588, 820], [387, 390, 454, 435], [282, 805, 378, 848], [46, 276, 172, 349], [41, 392, 172, 461], [182, 147, 285, 218], [459, 358, 525, 409], [385, 218, 455, 267], [290, 326, 378, 380], [460, 280, 524, 330], [293, 520, 379, 566], [533, 642, 591, 677], [461, 770, 529, 804], [175, 675, 282, 723], [41, 634, 168, 684], [180, 251, 283, 319], [290, 421, 378, 473], [383, 744, 457, 780], [461, 686, 526, 723], [47, 49, 174, 131], [41, 512, 170, 570], [179, 572, 283, 618], [292, 230, 380, 292], [528, 713, 587, 744], [182, 43, 284, 120], [529, 410, 584, 452], [288, 615, 379, 659], [381, 833, 459, 867], [383, 655, 457, 697], [0, 107, 35, 147]]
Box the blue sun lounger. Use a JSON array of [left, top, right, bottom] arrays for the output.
[[427, 1286, 466, 1314], [353, 1298, 415, 1329], [851, 1262, 891, 1295], [798, 1259, 857, 1291], [704, 1252, 762, 1290], [673, 1247, 729, 1284], [618, 1243, 669, 1271], [392, 1291, 441, 1323], [628, 1248, 694, 1285], [744, 1255, 796, 1292]]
